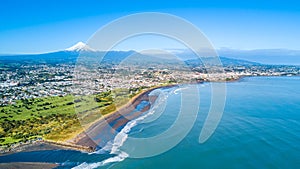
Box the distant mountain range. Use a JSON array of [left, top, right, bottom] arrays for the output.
[[217, 48, 300, 65], [184, 57, 259, 67], [0, 42, 260, 66]]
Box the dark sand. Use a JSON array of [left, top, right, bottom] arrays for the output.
[[0, 162, 58, 169], [0, 85, 176, 156], [0, 140, 92, 156], [69, 88, 161, 149]]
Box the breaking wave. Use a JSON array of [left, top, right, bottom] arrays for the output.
[[72, 89, 169, 169]]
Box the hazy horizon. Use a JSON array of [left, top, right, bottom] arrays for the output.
[[1, 43, 300, 65]]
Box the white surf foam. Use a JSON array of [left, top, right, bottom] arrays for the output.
[[173, 86, 189, 94], [72, 89, 170, 169]]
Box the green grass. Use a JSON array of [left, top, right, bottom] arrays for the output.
[[0, 87, 144, 146]]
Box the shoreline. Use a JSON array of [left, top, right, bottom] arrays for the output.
[[0, 77, 256, 155], [0, 84, 177, 155], [0, 162, 58, 169], [0, 75, 292, 155], [0, 139, 94, 156], [68, 84, 176, 149]]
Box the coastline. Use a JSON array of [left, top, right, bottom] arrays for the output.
[[0, 79, 245, 155], [68, 84, 176, 149], [68, 77, 244, 150], [0, 162, 58, 169], [0, 139, 94, 156], [0, 84, 177, 155], [0, 75, 296, 155]]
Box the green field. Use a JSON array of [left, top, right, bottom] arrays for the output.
[[0, 87, 144, 146]]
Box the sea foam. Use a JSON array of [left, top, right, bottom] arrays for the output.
[[73, 89, 169, 169]]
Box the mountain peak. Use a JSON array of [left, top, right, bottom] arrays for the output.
[[65, 42, 95, 52]]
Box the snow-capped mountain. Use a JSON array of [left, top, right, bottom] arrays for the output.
[[65, 42, 96, 52]]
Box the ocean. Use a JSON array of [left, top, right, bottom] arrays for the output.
[[1, 76, 300, 168]]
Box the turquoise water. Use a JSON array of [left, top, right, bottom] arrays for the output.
[[1, 76, 300, 168]]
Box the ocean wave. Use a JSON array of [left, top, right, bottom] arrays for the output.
[[173, 88, 182, 94], [173, 86, 190, 94], [141, 90, 168, 124], [72, 89, 170, 169]]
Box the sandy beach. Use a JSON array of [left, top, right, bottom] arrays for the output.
[[68, 86, 167, 149], [0, 85, 177, 155], [0, 162, 58, 169]]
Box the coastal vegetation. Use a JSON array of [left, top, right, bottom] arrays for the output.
[[0, 87, 145, 147], [1, 53, 299, 149]]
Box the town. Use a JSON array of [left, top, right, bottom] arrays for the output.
[[1, 61, 299, 106]]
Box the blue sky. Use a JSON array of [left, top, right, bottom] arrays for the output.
[[1, 0, 300, 54]]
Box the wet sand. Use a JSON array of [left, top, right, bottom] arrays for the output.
[[69, 87, 162, 149], [0, 85, 176, 156], [0, 140, 93, 156], [0, 162, 58, 169]]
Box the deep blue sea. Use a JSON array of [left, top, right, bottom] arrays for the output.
[[1, 76, 300, 168]]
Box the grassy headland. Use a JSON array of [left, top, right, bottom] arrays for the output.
[[0, 87, 146, 147]]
